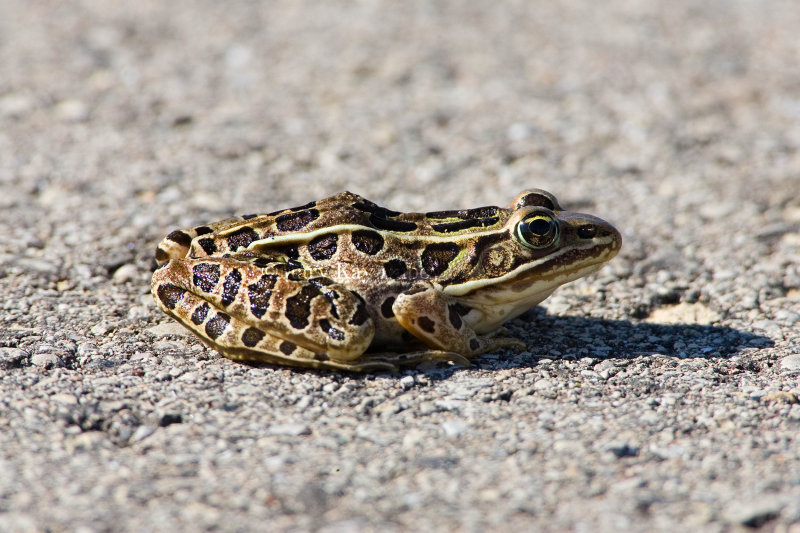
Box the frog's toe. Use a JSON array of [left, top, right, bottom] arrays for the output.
[[478, 336, 526, 354], [361, 350, 471, 369]]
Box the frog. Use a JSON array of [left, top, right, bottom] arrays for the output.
[[151, 189, 621, 371]]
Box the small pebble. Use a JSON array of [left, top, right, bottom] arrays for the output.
[[90, 322, 113, 337], [146, 323, 192, 337], [779, 354, 800, 371], [132, 425, 156, 442], [112, 264, 139, 283], [130, 351, 154, 361], [0, 92, 35, 117], [724, 498, 784, 527], [127, 306, 150, 320], [55, 99, 90, 122], [441, 420, 469, 438], [268, 424, 311, 437], [400, 375, 415, 390], [0, 347, 28, 369], [31, 351, 63, 368], [774, 309, 799, 325]]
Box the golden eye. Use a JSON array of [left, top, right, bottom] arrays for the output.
[[516, 211, 559, 249]]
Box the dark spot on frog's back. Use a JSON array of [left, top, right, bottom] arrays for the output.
[[383, 258, 407, 279], [157, 283, 185, 309], [470, 232, 509, 265], [289, 201, 317, 212], [247, 274, 278, 318], [155, 247, 170, 263], [253, 257, 272, 268], [198, 238, 217, 255], [166, 230, 192, 247], [192, 263, 220, 293], [431, 217, 499, 234], [349, 293, 369, 326], [421, 242, 460, 276], [275, 209, 320, 232], [381, 296, 396, 318], [226, 227, 259, 252], [426, 206, 499, 220], [351, 230, 384, 255], [205, 312, 230, 340], [221, 269, 242, 306], [271, 245, 299, 260], [418, 316, 436, 333], [191, 302, 209, 325], [319, 319, 345, 341], [369, 214, 417, 232], [279, 341, 297, 355], [285, 285, 320, 329], [241, 326, 264, 347], [307, 233, 338, 261], [352, 199, 401, 218]]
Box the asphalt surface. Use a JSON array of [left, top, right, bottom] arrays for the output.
[[2, 1, 800, 531]]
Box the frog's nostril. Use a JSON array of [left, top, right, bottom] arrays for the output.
[[577, 224, 596, 239]]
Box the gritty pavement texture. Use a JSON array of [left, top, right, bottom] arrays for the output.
[[2, 1, 800, 532]]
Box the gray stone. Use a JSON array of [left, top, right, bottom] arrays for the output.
[[268, 424, 311, 437], [31, 351, 63, 368], [90, 322, 113, 337], [0, 348, 28, 369], [441, 420, 469, 438], [724, 498, 785, 527], [779, 354, 800, 371], [400, 375, 416, 390], [111, 264, 139, 283]]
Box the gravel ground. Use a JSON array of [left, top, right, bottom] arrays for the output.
[[2, 1, 800, 531]]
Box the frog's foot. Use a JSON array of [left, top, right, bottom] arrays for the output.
[[478, 335, 526, 353], [393, 287, 526, 359], [362, 349, 471, 370]]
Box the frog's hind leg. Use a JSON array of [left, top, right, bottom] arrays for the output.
[[153, 275, 393, 372], [152, 254, 381, 371]]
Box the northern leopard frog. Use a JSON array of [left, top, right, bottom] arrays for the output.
[[152, 190, 621, 371]]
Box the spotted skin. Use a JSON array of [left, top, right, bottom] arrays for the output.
[[152, 190, 621, 371]]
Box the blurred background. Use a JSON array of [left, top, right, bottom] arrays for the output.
[[4, 1, 798, 226]]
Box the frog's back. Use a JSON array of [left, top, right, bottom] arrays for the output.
[[156, 191, 514, 265]]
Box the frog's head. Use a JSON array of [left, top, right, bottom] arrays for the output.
[[443, 189, 621, 332]]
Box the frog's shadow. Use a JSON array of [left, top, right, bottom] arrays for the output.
[[392, 307, 772, 379], [468, 307, 773, 370], [241, 308, 773, 378]]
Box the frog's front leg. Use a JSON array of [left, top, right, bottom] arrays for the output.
[[151, 254, 388, 371], [392, 285, 526, 360]]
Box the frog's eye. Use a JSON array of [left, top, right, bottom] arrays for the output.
[[516, 211, 560, 249]]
